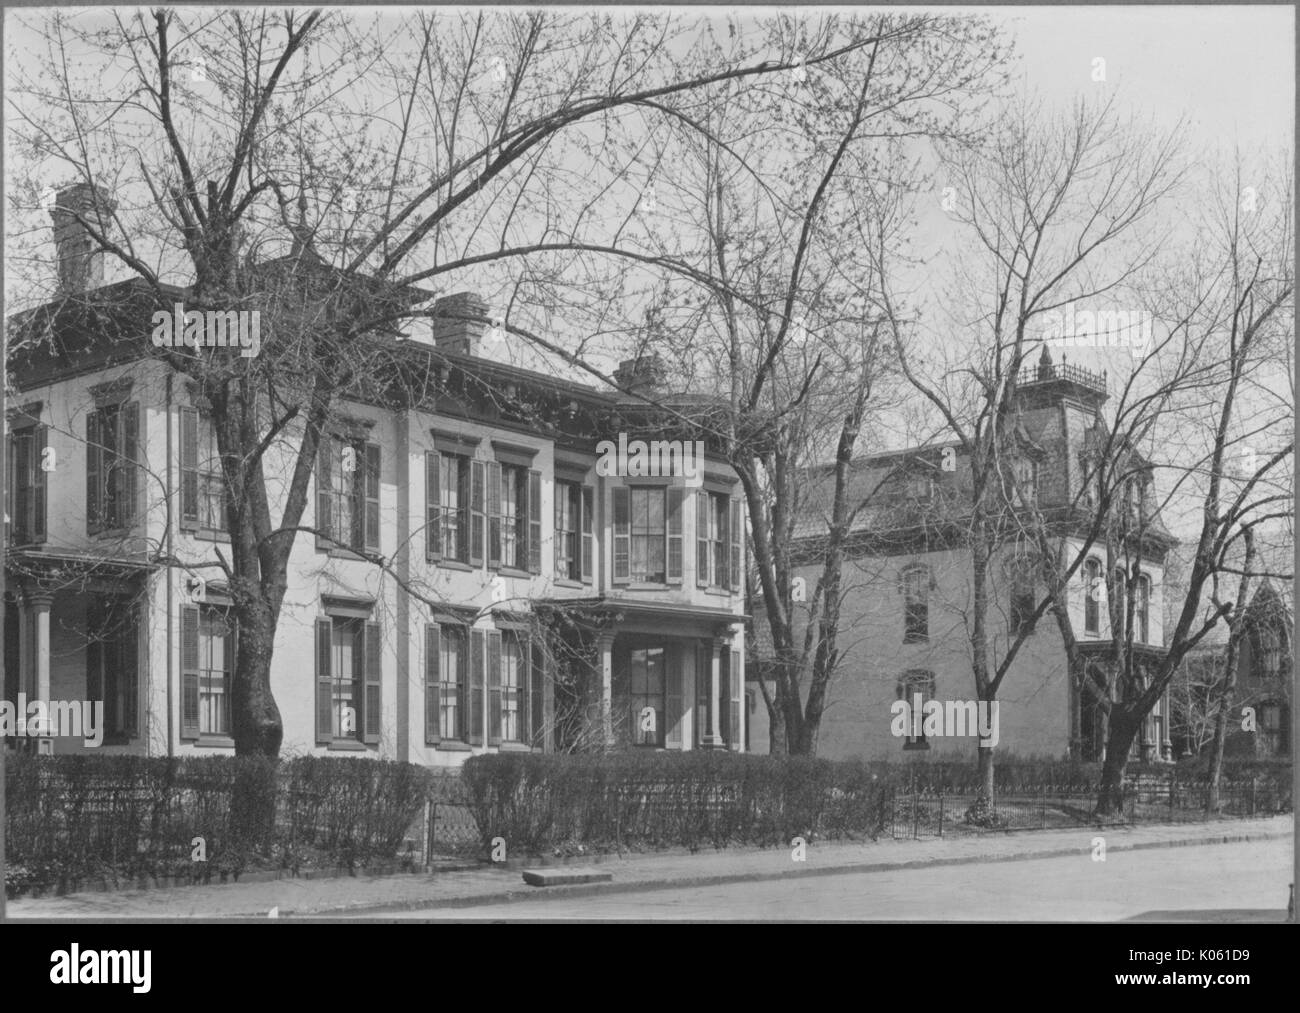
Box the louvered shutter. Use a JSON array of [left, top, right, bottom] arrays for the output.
[[470, 460, 486, 566], [469, 629, 485, 745], [364, 620, 382, 743], [729, 498, 742, 591], [32, 425, 48, 543], [487, 461, 501, 568], [364, 444, 381, 553], [696, 491, 710, 586], [612, 486, 630, 583], [86, 411, 101, 533], [554, 484, 565, 577], [530, 639, 545, 749], [666, 486, 683, 583], [316, 619, 333, 742], [316, 437, 332, 551], [729, 650, 743, 751], [528, 470, 542, 573], [665, 649, 683, 748], [426, 452, 442, 560], [580, 485, 594, 582], [180, 408, 199, 528], [181, 604, 200, 739], [425, 623, 441, 744], [487, 631, 502, 745], [121, 404, 139, 528]]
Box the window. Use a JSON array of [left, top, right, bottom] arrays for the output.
[[1255, 624, 1283, 680], [1258, 702, 1289, 755], [902, 566, 929, 643], [427, 452, 472, 563], [1013, 456, 1039, 507], [1083, 558, 1103, 635], [425, 623, 467, 743], [629, 646, 667, 747], [500, 464, 527, 569], [6, 423, 47, 546], [698, 492, 728, 587], [1135, 574, 1151, 644], [181, 604, 233, 739], [180, 408, 225, 532], [898, 670, 936, 750], [86, 597, 138, 740], [614, 486, 684, 584], [1010, 577, 1036, 637], [316, 434, 379, 554], [555, 480, 594, 582], [87, 402, 139, 533], [315, 616, 381, 745], [904, 473, 934, 502]]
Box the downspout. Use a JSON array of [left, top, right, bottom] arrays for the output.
[[165, 372, 174, 757]]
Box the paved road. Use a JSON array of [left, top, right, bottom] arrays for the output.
[[381, 839, 1291, 921]]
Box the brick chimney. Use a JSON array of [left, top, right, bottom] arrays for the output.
[[430, 292, 489, 355], [613, 353, 667, 396], [49, 183, 117, 295]]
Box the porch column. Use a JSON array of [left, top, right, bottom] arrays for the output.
[[29, 593, 53, 752], [596, 632, 615, 746], [700, 636, 725, 749]]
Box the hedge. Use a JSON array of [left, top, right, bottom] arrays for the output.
[[4, 754, 432, 897]]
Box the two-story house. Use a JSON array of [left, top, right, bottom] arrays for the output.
[[3, 183, 747, 764], [748, 344, 1177, 762]]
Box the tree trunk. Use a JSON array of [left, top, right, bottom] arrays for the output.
[[1096, 713, 1140, 815], [232, 603, 284, 757], [1206, 637, 1243, 812]]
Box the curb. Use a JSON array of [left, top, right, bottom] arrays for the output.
[[264, 822, 1293, 919]]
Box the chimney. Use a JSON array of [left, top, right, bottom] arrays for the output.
[[613, 353, 667, 396], [430, 291, 488, 356], [50, 183, 117, 296]]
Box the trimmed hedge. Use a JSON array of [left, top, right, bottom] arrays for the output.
[[4, 754, 431, 897]]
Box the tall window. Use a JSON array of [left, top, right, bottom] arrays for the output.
[[181, 408, 226, 532], [1083, 558, 1103, 635], [6, 422, 47, 545], [501, 464, 527, 569], [316, 434, 379, 553], [629, 646, 666, 747], [315, 616, 381, 745], [500, 631, 525, 743], [431, 453, 470, 563], [182, 604, 234, 739], [1010, 576, 1036, 637], [86, 597, 138, 740], [1255, 624, 1283, 679], [898, 670, 936, 750], [902, 566, 929, 643], [1135, 574, 1151, 644], [699, 492, 728, 586], [1013, 456, 1039, 507], [555, 481, 593, 582], [87, 402, 139, 533], [424, 624, 467, 743]]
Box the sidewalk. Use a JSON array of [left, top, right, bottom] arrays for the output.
[[7, 815, 1291, 919]]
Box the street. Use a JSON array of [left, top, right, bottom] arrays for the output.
[[381, 839, 1291, 921]]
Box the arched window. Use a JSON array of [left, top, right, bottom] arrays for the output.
[[1135, 575, 1151, 644], [897, 670, 936, 750], [1083, 558, 1103, 635], [901, 566, 929, 643]]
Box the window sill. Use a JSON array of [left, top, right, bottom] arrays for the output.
[[196, 735, 235, 748], [435, 740, 473, 752], [100, 735, 136, 747], [553, 578, 584, 589], [497, 742, 534, 752], [325, 739, 369, 751], [704, 587, 733, 598], [327, 548, 370, 561], [497, 566, 532, 579], [618, 582, 670, 591], [434, 559, 475, 572], [181, 527, 231, 543], [902, 637, 929, 646], [91, 527, 134, 541]]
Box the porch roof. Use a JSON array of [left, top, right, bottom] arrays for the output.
[[536, 596, 748, 625], [4, 548, 157, 592]]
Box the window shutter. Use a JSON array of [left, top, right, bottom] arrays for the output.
[[425, 623, 441, 745], [121, 603, 139, 736], [527, 470, 542, 573], [666, 486, 684, 583], [530, 640, 545, 749], [316, 437, 332, 551], [86, 411, 101, 533], [665, 650, 683, 748], [364, 444, 381, 553], [729, 650, 743, 751], [696, 491, 710, 587], [470, 459, 486, 566], [180, 408, 199, 528], [181, 604, 200, 740], [32, 425, 48, 543], [554, 483, 565, 577], [316, 619, 333, 743], [469, 630, 485, 744], [695, 642, 710, 746], [518, 636, 530, 745], [487, 630, 502, 745], [729, 498, 742, 591], [581, 485, 594, 582], [612, 486, 630, 583], [121, 404, 139, 528], [425, 452, 442, 561], [487, 461, 501, 568], [364, 620, 382, 744]]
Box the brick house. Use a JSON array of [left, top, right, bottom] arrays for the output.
[[3, 184, 747, 764], [749, 345, 1177, 762]]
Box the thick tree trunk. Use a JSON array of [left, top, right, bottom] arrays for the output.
[[231, 602, 284, 757], [1096, 713, 1140, 815], [1206, 637, 1242, 812]]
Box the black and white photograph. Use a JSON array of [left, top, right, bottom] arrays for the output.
[[0, 0, 1294, 955]]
